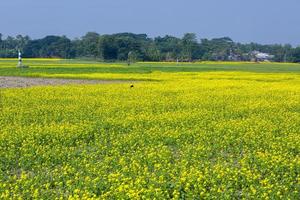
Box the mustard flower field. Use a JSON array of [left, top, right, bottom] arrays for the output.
[[0, 60, 300, 199]]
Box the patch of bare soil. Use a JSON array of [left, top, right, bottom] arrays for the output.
[[0, 76, 134, 88]]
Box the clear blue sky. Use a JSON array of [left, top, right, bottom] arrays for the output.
[[1, 0, 299, 45]]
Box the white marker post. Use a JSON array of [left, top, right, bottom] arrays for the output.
[[17, 50, 22, 68]]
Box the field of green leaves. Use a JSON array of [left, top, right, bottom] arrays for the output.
[[0, 59, 300, 199]]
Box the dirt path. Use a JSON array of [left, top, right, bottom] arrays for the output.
[[0, 76, 134, 88]]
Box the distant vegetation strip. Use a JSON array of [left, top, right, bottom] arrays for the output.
[[1, 32, 300, 62]]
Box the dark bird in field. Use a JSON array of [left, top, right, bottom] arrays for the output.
[[130, 85, 134, 88]]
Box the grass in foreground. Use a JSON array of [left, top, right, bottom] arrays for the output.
[[0, 59, 300, 199]]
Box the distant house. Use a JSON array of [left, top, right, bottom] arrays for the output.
[[251, 51, 274, 62]]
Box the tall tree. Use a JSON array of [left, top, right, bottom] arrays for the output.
[[80, 32, 100, 58], [24, 36, 72, 58], [98, 35, 118, 60], [155, 35, 181, 61], [181, 33, 199, 61]]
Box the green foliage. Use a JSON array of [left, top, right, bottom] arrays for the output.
[[1, 32, 300, 62], [23, 36, 72, 58]]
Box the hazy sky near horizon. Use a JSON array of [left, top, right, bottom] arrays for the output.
[[1, 0, 299, 45]]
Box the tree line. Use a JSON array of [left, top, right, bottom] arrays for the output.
[[1, 32, 300, 62]]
